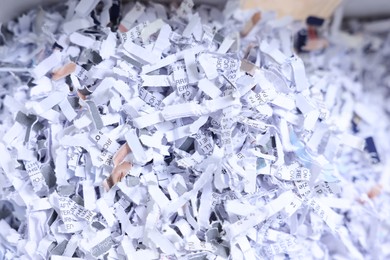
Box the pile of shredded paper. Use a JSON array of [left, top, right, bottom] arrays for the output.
[[1, 0, 390, 259]]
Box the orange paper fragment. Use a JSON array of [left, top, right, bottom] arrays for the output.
[[52, 62, 76, 81]]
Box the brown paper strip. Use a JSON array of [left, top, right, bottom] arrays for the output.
[[241, 0, 341, 20]]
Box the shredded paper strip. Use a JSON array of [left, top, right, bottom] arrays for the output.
[[0, 0, 390, 259]]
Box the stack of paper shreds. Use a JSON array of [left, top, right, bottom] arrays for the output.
[[0, 0, 389, 259]]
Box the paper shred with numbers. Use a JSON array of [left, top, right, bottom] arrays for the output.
[[0, 0, 390, 259]]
